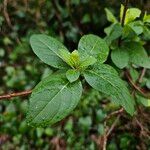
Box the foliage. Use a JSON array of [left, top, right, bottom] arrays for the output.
[[27, 32, 136, 127], [27, 4, 150, 127], [0, 0, 150, 149]]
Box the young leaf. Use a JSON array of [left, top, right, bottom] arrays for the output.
[[128, 21, 143, 35], [143, 12, 150, 23], [122, 25, 137, 39], [79, 55, 97, 69], [124, 42, 150, 68], [58, 49, 81, 69], [105, 8, 118, 23], [83, 63, 135, 115], [120, 4, 124, 24], [26, 74, 82, 127], [30, 34, 69, 69], [70, 50, 80, 67], [129, 67, 139, 83], [78, 34, 109, 63], [120, 5, 141, 24], [104, 24, 115, 35], [126, 8, 141, 24], [111, 47, 129, 69], [143, 26, 150, 40], [66, 69, 80, 83], [105, 23, 123, 45], [136, 94, 150, 107], [146, 79, 150, 89], [58, 49, 73, 68]]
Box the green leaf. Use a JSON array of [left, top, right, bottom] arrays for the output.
[[83, 63, 135, 115], [70, 50, 80, 67], [58, 49, 81, 68], [81, 14, 91, 23], [104, 24, 115, 35], [120, 5, 141, 24], [105, 8, 118, 23], [123, 6, 141, 24], [127, 21, 143, 35], [124, 42, 150, 68], [105, 23, 123, 45], [66, 69, 80, 83], [30, 34, 69, 69], [78, 116, 92, 132], [129, 67, 139, 83], [143, 26, 150, 40], [120, 4, 124, 24], [78, 34, 109, 63], [143, 12, 150, 23], [111, 47, 129, 69], [79, 55, 97, 69], [27, 74, 82, 127], [136, 94, 150, 107], [58, 49, 73, 68], [122, 25, 138, 39], [146, 79, 150, 89]]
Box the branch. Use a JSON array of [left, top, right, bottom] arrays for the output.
[[138, 68, 146, 83], [135, 117, 150, 138], [3, 0, 12, 28], [125, 70, 150, 98], [102, 115, 121, 150], [0, 90, 32, 101], [104, 107, 124, 121], [106, 115, 121, 137], [121, 0, 129, 27]]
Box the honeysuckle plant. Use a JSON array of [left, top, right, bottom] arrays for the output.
[[26, 4, 150, 127]]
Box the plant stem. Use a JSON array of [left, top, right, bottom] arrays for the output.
[[125, 70, 150, 98], [0, 90, 32, 100], [121, 0, 129, 27], [138, 68, 146, 83], [102, 115, 121, 150]]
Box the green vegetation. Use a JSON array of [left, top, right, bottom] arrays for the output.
[[0, 0, 150, 149]]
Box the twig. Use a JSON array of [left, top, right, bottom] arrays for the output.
[[125, 71, 150, 98], [102, 115, 121, 150], [138, 68, 146, 83], [101, 135, 107, 150], [106, 115, 121, 137], [3, 0, 12, 28], [135, 117, 150, 138], [0, 90, 32, 100], [135, 118, 144, 133], [104, 108, 124, 121]]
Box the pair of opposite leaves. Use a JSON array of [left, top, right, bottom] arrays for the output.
[[26, 34, 135, 127]]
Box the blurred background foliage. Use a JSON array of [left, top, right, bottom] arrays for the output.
[[0, 0, 150, 149]]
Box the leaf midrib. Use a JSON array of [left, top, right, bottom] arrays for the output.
[[86, 70, 116, 88], [38, 38, 64, 60], [85, 70, 134, 113], [90, 39, 99, 54], [30, 82, 69, 123]]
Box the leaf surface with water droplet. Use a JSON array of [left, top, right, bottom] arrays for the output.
[[26, 74, 82, 127], [30, 34, 69, 69]]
